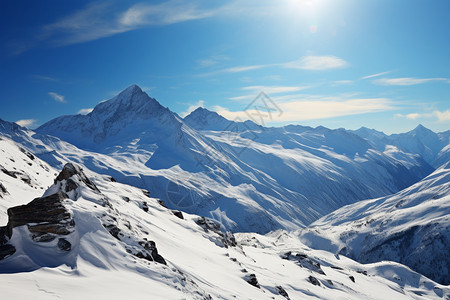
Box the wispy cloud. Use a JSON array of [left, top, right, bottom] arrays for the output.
[[15, 119, 37, 128], [283, 55, 348, 71], [394, 113, 424, 120], [180, 100, 205, 117], [14, 0, 229, 52], [332, 80, 353, 86], [33, 75, 59, 82], [216, 96, 395, 123], [197, 55, 229, 67], [77, 108, 93, 115], [395, 110, 450, 122], [360, 71, 391, 80], [242, 85, 309, 94], [374, 77, 448, 86], [48, 92, 66, 103]]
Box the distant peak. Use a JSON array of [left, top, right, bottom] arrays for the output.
[[411, 124, 433, 134], [120, 84, 143, 94]]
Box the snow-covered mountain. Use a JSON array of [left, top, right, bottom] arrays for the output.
[[0, 84, 438, 233], [1, 159, 448, 299], [352, 125, 449, 167], [299, 163, 450, 285]]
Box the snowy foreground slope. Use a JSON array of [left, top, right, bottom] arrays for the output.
[[1, 159, 449, 299], [299, 163, 450, 285], [2, 84, 436, 233]]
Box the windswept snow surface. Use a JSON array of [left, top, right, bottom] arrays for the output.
[[299, 163, 450, 285], [0, 161, 448, 299], [5, 84, 434, 233]]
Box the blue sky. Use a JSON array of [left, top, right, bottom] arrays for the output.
[[1, 0, 449, 134]]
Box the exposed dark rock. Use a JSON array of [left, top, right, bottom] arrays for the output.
[[357, 270, 368, 276], [6, 192, 74, 238], [349, 275, 355, 283], [54, 163, 99, 192], [32, 233, 57, 243], [109, 176, 116, 182], [195, 217, 237, 248], [65, 178, 79, 192], [0, 166, 17, 178], [20, 174, 31, 185], [142, 201, 149, 212], [122, 196, 130, 202], [276, 286, 290, 300], [308, 275, 321, 286], [282, 252, 325, 275], [0, 244, 16, 260], [172, 210, 184, 219], [158, 200, 166, 207], [104, 224, 121, 240], [57, 238, 71, 251], [142, 189, 150, 198], [0, 182, 8, 197], [246, 274, 260, 288], [19, 147, 35, 160], [135, 240, 167, 265]]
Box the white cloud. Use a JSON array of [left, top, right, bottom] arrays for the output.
[[197, 55, 229, 67], [394, 113, 424, 120], [215, 97, 394, 124], [394, 110, 450, 122], [15, 119, 37, 128], [434, 110, 450, 122], [48, 92, 66, 103], [225, 65, 265, 73], [180, 100, 205, 117], [332, 80, 353, 85], [242, 85, 309, 94], [283, 55, 348, 70], [360, 71, 391, 80], [78, 108, 94, 115], [374, 77, 448, 86]]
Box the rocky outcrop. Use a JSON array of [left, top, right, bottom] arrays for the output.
[[5, 192, 74, 241], [195, 217, 237, 248], [55, 163, 99, 193]]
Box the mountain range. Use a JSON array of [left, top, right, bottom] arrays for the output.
[[0, 84, 449, 298], [1, 84, 439, 233]]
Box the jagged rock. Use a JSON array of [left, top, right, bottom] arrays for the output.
[[19, 147, 35, 160], [281, 252, 325, 275], [349, 275, 355, 283], [194, 217, 237, 248], [308, 275, 321, 286], [172, 210, 184, 219], [57, 238, 71, 251], [0, 182, 8, 197], [157, 200, 166, 207], [109, 176, 116, 182], [135, 240, 167, 265], [55, 163, 99, 192], [276, 286, 290, 300], [6, 192, 74, 238], [142, 189, 150, 198], [0, 166, 17, 178], [122, 196, 130, 202], [104, 224, 121, 239], [246, 274, 260, 288], [65, 178, 79, 192], [0, 244, 16, 260], [142, 201, 149, 212]]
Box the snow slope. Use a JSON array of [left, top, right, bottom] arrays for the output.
[[0, 161, 448, 299], [18, 85, 436, 233], [0, 136, 56, 225], [299, 163, 450, 285]]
